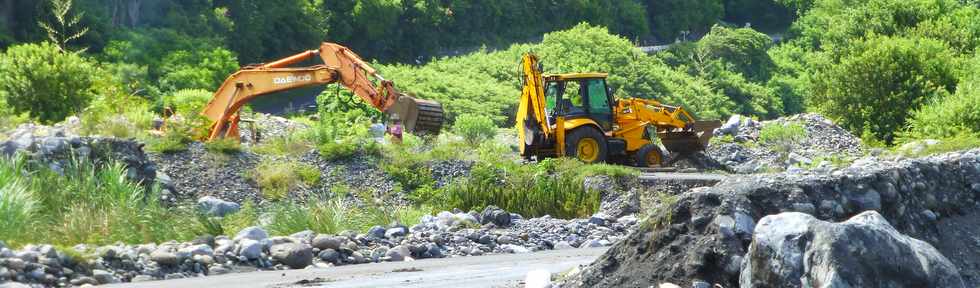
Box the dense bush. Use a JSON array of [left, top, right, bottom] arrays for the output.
[[903, 56, 980, 139], [453, 114, 497, 146], [809, 36, 958, 142], [0, 42, 99, 123], [164, 89, 213, 117]]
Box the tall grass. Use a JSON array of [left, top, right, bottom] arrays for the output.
[[434, 158, 637, 219], [0, 156, 203, 247], [250, 160, 321, 201]]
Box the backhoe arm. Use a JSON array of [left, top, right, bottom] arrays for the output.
[[200, 42, 444, 141]]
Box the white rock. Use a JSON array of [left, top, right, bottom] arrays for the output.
[[524, 269, 552, 288]]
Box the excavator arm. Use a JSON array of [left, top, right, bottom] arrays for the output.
[[201, 42, 444, 141]]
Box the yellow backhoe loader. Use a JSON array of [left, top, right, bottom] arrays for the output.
[[200, 42, 443, 141], [516, 53, 720, 167]]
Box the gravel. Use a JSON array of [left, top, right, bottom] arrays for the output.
[[0, 203, 636, 286], [695, 113, 864, 173]]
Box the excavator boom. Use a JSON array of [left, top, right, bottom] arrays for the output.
[[201, 42, 444, 141]]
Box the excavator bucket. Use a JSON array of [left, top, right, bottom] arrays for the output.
[[659, 120, 722, 156], [386, 94, 445, 135]]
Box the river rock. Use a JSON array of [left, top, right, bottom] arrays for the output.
[[269, 243, 313, 269], [740, 211, 965, 288]]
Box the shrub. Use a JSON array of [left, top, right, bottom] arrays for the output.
[[433, 158, 636, 219], [164, 89, 213, 117], [0, 42, 99, 123], [453, 114, 497, 146], [809, 36, 958, 143], [903, 56, 980, 140], [251, 161, 320, 201], [759, 122, 807, 156]]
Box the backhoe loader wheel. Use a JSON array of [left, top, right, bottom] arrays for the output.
[[565, 127, 607, 164], [635, 144, 665, 167]]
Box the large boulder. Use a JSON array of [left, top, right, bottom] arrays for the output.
[[740, 211, 965, 288], [269, 243, 313, 269], [197, 196, 240, 217]]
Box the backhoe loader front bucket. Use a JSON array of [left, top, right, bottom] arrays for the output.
[[386, 94, 445, 135], [659, 120, 722, 155]]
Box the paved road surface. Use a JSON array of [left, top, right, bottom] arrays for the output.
[[113, 248, 608, 288]]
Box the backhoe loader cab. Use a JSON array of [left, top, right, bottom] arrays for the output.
[[516, 53, 720, 167]]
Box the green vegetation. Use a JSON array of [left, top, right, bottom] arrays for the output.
[[203, 138, 241, 154], [251, 161, 321, 201], [453, 114, 497, 146], [0, 156, 200, 247], [0, 42, 98, 123], [427, 157, 637, 219], [759, 122, 807, 160]]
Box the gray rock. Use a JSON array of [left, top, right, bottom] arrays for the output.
[[92, 269, 119, 284], [502, 244, 530, 254], [312, 235, 342, 250], [740, 211, 965, 288], [290, 230, 315, 243], [234, 226, 268, 242], [0, 283, 32, 288], [481, 206, 511, 227], [178, 244, 213, 258], [717, 115, 743, 136], [238, 239, 263, 260], [713, 215, 735, 238], [555, 241, 574, 249], [425, 243, 444, 258], [131, 275, 155, 282], [691, 281, 711, 288], [318, 249, 341, 264], [733, 211, 755, 239], [209, 265, 231, 275], [385, 245, 410, 261], [269, 243, 313, 269], [150, 249, 179, 265], [588, 213, 608, 226], [367, 226, 386, 239], [71, 276, 100, 286], [385, 226, 408, 239], [197, 196, 241, 217], [4, 258, 26, 271]]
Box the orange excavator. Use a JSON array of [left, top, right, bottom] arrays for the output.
[[200, 42, 444, 141]]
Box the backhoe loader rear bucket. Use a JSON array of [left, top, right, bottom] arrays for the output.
[[659, 120, 722, 155], [386, 94, 445, 135]]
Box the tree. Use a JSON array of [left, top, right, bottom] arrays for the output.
[[0, 42, 99, 123], [697, 25, 776, 81], [809, 35, 958, 142], [38, 0, 89, 53], [644, 0, 724, 41], [904, 55, 980, 139]]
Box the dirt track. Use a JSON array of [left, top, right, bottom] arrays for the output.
[[111, 248, 608, 288]]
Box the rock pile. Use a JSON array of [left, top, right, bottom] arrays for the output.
[[0, 120, 158, 187], [0, 205, 633, 286], [706, 113, 864, 173], [563, 149, 980, 288]]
